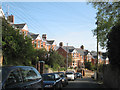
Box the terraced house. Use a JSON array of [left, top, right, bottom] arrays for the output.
[[7, 15, 56, 51]]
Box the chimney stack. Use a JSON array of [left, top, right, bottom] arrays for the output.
[[59, 42, 63, 47], [80, 45, 84, 50], [8, 15, 14, 24], [42, 34, 47, 40]]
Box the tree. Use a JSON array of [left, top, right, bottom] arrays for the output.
[[90, 2, 120, 49], [68, 54, 72, 66], [107, 23, 120, 65], [2, 18, 34, 66], [31, 48, 48, 66], [47, 50, 65, 69]]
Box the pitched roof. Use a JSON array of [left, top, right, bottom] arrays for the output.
[[12, 23, 26, 29], [75, 48, 84, 56], [28, 32, 39, 40], [31, 34, 39, 40], [62, 46, 75, 53], [46, 40, 55, 45]]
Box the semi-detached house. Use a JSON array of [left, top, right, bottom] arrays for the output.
[[57, 44, 86, 69]]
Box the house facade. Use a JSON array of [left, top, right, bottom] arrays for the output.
[[57, 43, 86, 69]]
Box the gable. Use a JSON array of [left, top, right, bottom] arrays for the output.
[[23, 24, 28, 31], [72, 49, 78, 53], [36, 34, 42, 40]]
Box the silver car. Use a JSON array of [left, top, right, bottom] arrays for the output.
[[65, 72, 75, 81]]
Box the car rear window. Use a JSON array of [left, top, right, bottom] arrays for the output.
[[42, 74, 55, 81], [66, 72, 73, 74]]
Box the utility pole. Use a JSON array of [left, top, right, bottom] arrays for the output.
[[96, 20, 99, 67], [66, 43, 68, 71], [96, 20, 99, 80]]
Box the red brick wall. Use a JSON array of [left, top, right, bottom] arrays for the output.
[[57, 47, 67, 58]]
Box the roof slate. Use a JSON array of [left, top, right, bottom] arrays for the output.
[[27, 32, 39, 40], [75, 48, 84, 56], [62, 46, 75, 53], [12, 23, 26, 29]]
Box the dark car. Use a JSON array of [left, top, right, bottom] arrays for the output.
[[75, 72, 82, 78], [1, 66, 43, 90], [42, 73, 62, 90], [55, 72, 68, 87]]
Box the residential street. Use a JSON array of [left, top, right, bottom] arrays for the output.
[[62, 77, 104, 89]]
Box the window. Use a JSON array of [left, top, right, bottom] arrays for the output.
[[42, 74, 54, 81], [38, 41, 40, 48], [55, 74, 60, 80], [5, 69, 22, 87], [34, 41, 37, 48], [41, 42, 43, 48], [73, 53, 74, 57], [21, 68, 41, 82]]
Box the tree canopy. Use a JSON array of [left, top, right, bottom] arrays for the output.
[[2, 18, 34, 65], [107, 23, 120, 65], [46, 50, 65, 70], [90, 2, 120, 49]]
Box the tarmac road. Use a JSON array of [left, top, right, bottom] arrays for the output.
[[62, 77, 104, 89]]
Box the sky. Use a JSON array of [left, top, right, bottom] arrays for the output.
[[1, 2, 106, 52]]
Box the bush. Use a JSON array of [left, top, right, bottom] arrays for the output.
[[107, 24, 120, 65]]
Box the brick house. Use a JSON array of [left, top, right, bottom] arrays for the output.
[[74, 48, 85, 68], [28, 32, 42, 49], [57, 45, 75, 67], [42, 34, 56, 51], [7, 15, 29, 38], [57, 43, 87, 68], [90, 51, 109, 65]]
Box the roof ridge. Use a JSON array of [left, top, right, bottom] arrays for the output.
[[13, 23, 26, 25]]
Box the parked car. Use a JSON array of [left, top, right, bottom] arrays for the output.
[[1, 66, 43, 90], [65, 72, 75, 81], [42, 73, 62, 89], [55, 72, 68, 87], [75, 72, 82, 78]]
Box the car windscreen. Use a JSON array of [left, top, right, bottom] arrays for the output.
[[42, 74, 55, 81]]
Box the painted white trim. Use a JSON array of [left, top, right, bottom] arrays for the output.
[[23, 24, 28, 31], [36, 34, 42, 40], [72, 49, 78, 53], [0, 8, 4, 17]]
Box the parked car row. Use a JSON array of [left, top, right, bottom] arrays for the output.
[[1, 66, 82, 90]]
